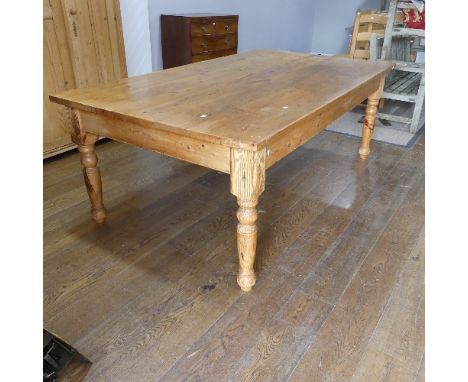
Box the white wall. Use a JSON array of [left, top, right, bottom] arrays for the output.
[[148, 0, 315, 71], [120, 0, 153, 76], [309, 0, 382, 55]]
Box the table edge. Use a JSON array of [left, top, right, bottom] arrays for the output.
[[49, 61, 393, 152]]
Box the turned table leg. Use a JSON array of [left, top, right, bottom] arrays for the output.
[[230, 148, 266, 291], [359, 78, 385, 159], [71, 110, 106, 223]]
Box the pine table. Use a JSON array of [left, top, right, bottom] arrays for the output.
[[50, 50, 393, 291]]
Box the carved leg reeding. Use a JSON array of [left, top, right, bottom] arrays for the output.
[[230, 148, 266, 292]]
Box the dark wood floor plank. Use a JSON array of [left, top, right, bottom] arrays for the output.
[[206, 147, 422, 382], [43, 156, 210, 257], [45, 140, 335, 351], [234, 296, 333, 382], [44, 176, 228, 325], [44, 142, 331, 330], [233, 198, 421, 381], [391, 230, 425, 305], [158, 267, 322, 382], [367, 296, 425, 373], [350, 231, 425, 382], [297, 162, 422, 305], [350, 348, 417, 382], [44, 146, 203, 219], [125, 147, 398, 382], [415, 354, 425, 382], [365, 232, 425, 371], [160, 140, 408, 381], [287, 171, 424, 382], [80, 148, 360, 380], [43, 131, 425, 382]]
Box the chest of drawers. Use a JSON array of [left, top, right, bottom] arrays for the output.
[[161, 13, 239, 69]]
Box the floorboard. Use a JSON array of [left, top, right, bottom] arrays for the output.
[[44, 130, 425, 381]]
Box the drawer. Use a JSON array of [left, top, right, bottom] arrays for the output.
[[191, 35, 237, 54], [191, 18, 238, 36], [214, 18, 237, 34], [191, 49, 237, 63]]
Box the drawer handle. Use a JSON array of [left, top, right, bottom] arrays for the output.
[[224, 39, 230, 46], [201, 41, 208, 49], [225, 24, 231, 31], [201, 25, 208, 33]]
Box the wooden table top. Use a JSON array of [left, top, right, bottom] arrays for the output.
[[50, 50, 393, 150]]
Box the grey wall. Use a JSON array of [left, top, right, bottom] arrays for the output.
[[120, 0, 383, 76], [309, 0, 382, 55], [148, 0, 315, 71], [120, 0, 153, 76]]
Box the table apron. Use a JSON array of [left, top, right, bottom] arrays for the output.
[[76, 75, 382, 174], [79, 110, 231, 173], [265, 76, 382, 168]]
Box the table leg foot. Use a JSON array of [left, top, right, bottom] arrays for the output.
[[91, 206, 106, 224], [237, 274, 255, 292], [359, 147, 371, 160]]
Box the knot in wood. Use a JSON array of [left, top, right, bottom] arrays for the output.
[[363, 118, 375, 131]]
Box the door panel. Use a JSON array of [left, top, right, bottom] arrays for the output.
[[43, 0, 127, 157]]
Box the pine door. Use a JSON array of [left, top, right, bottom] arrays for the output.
[[43, 0, 127, 158]]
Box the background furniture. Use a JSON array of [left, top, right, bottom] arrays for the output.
[[43, 0, 127, 158], [371, 0, 425, 133], [348, 9, 388, 60], [161, 13, 238, 69]]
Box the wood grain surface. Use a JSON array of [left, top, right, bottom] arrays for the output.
[[50, 50, 393, 151], [230, 148, 266, 291], [44, 0, 127, 157], [44, 130, 424, 381]]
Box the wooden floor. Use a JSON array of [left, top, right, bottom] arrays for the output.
[[44, 130, 425, 382]]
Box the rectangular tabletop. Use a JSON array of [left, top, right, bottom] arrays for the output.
[[51, 50, 393, 172], [49, 49, 393, 292]]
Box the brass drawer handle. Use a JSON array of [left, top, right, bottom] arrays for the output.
[[201, 41, 208, 49], [225, 24, 231, 31], [201, 25, 208, 33], [224, 39, 230, 46]]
